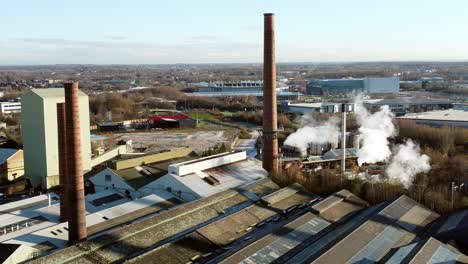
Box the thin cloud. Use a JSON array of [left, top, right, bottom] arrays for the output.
[[2, 37, 262, 64], [105, 36, 128, 41]]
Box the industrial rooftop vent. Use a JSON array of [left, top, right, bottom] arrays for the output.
[[203, 175, 221, 186]]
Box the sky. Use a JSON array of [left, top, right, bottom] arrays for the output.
[[1, 0, 468, 65]]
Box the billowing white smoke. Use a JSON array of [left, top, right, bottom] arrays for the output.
[[354, 100, 396, 165], [386, 139, 431, 188], [283, 97, 431, 188], [284, 115, 339, 150]]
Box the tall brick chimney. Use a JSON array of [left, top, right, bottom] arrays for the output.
[[262, 13, 279, 175], [64, 82, 87, 244], [57, 103, 68, 223]]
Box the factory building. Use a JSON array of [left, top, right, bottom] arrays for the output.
[[283, 129, 360, 159], [420, 76, 445, 83], [90, 151, 267, 202], [286, 102, 355, 114], [306, 77, 399, 95], [21, 88, 91, 189], [196, 80, 288, 93], [26, 185, 468, 264], [7, 13, 467, 264], [397, 108, 468, 128], [0, 190, 180, 260], [363, 97, 452, 115]]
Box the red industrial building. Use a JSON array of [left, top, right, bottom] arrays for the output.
[[148, 110, 195, 129]]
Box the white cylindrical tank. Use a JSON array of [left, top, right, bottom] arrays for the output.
[[353, 134, 360, 149], [309, 143, 323, 155]]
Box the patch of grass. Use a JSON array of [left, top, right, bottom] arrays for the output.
[[238, 129, 252, 139], [222, 111, 233, 117], [187, 111, 217, 120]]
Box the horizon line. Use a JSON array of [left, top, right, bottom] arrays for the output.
[[1, 60, 468, 67]]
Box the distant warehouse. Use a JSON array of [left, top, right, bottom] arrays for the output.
[[363, 97, 452, 115], [396, 104, 468, 128], [306, 77, 399, 95], [188, 80, 300, 101]]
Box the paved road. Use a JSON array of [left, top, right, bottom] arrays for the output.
[[233, 130, 259, 158]]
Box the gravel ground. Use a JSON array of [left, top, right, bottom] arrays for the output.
[[114, 130, 234, 153]]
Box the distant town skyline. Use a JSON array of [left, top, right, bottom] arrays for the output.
[[2, 0, 468, 65]]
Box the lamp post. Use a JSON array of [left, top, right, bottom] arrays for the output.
[[451, 181, 465, 210]]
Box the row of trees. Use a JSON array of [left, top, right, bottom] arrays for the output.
[[201, 144, 228, 157], [88, 87, 264, 124], [396, 120, 467, 155]]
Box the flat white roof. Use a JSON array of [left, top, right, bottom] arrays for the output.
[[0, 190, 129, 243], [0, 193, 58, 213], [398, 109, 468, 122], [171, 158, 267, 198], [288, 103, 323, 108], [4, 193, 175, 250]]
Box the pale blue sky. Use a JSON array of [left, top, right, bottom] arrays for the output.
[[1, 0, 467, 65]]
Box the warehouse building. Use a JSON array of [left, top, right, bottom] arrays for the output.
[[28, 178, 282, 263], [363, 97, 452, 115], [5, 180, 468, 264], [90, 151, 267, 202], [397, 108, 468, 128], [190, 81, 300, 101], [1, 191, 180, 259], [285, 102, 355, 114], [306, 77, 399, 95]]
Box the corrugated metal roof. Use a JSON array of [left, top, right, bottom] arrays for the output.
[[428, 245, 462, 263], [386, 242, 418, 264], [438, 210, 468, 234], [128, 184, 318, 264], [283, 202, 388, 264], [5, 193, 178, 250], [311, 189, 368, 223], [322, 148, 358, 159], [409, 237, 468, 264], [0, 194, 57, 214], [311, 196, 439, 264], [347, 225, 404, 263], [29, 179, 280, 264], [239, 214, 330, 264]]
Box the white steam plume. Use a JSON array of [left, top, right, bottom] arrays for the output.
[[386, 139, 431, 187], [355, 99, 396, 165], [284, 114, 339, 150]]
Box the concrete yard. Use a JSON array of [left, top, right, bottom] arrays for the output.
[[114, 129, 236, 153]]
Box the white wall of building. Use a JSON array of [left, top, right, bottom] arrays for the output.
[[140, 174, 200, 202], [89, 168, 138, 198], [168, 151, 247, 176], [364, 77, 399, 94]]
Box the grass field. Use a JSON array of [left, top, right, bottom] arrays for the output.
[[186, 111, 218, 120]]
